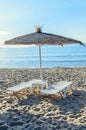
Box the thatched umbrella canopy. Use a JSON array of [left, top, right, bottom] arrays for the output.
[[4, 27, 84, 81], [5, 27, 83, 46]]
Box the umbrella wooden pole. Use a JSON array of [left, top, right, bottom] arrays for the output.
[[39, 45, 43, 81]]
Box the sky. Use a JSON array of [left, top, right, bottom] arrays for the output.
[[0, 0, 86, 45]]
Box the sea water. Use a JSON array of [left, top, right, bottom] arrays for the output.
[[0, 44, 86, 68]]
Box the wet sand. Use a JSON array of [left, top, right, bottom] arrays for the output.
[[0, 67, 86, 130]]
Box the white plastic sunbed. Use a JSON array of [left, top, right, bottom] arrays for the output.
[[7, 79, 42, 94], [7, 79, 48, 95], [41, 81, 73, 98]]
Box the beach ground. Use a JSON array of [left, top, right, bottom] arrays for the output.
[[0, 67, 86, 130]]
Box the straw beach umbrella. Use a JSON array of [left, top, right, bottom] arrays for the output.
[[4, 26, 84, 81]]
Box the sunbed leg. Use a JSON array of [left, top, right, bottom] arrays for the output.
[[59, 92, 63, 98], [29, 87, 33, 94], [63, 87, 67, 98]]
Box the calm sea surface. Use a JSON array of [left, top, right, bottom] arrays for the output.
[[0, 44, 86, 68]]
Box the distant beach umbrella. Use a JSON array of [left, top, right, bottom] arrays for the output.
[[4, 26, 84, 81]]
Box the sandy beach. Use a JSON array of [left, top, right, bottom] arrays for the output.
[[0, 67, 86, 130]]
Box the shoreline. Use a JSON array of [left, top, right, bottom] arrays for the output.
[[0, 66, 86, 69], [0, 67, 86, 129]]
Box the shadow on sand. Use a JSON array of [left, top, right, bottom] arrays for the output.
[[0, 89, 86, 130], [0, 109, 86, 130]]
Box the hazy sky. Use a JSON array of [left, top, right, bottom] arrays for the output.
[[0, 0, 86, 45]]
